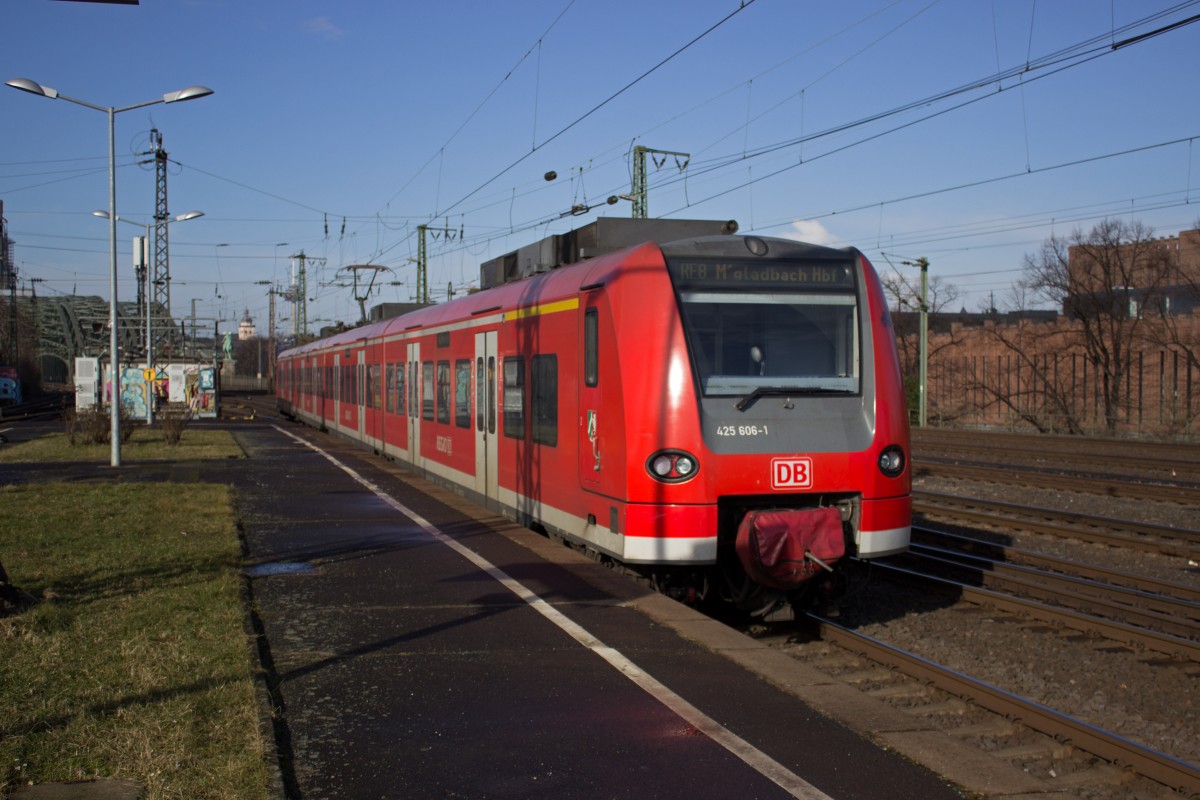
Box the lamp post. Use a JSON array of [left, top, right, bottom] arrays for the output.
[[92, 210, 204, 427], [7, 78, 212, 466]]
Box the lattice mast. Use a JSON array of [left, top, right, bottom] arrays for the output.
[[416, 223, 457, 305], [150, 129, 171, 352], [630, 146, 689, 220], [291, 252, 307, 338]]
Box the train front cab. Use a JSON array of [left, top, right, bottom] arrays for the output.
[[597, 235, 911, 609]]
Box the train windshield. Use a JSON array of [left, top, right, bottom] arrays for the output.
[[668, 258, 860, 397]]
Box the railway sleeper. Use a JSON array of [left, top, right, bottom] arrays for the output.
[[904, 697, 970, 717], [837, 666, 895, 685], [1046, 762, 1134, 788], [946, 719, 1019, 738], [994, 740, 1075, 761], [866, 682, 935, 701]]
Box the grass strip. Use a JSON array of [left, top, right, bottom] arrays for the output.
[[0, 428, 244, 463], [0, 482, 269, 800]]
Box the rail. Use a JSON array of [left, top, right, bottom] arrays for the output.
[[810, 615, 1200, 796]]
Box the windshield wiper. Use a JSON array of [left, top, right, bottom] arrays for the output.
[[735, 386, 837, 412]]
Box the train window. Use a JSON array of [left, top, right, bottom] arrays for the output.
[[372, 364, 382, 410], [410, 363, 419, 420], [487, 356, 496, 435], [531, 354, 557, 446], [396, 363, 407, 416], [503, 357, 525, 439], [386, 364, 395, 413], [365, 364, 376, 409], [677, 289, 860, 397], [476, 357, 484, 432], [455, 359, 471, 428], [436, 361, 450, 424], [422, 362, 435, 421], [584, 309, 598, 387]]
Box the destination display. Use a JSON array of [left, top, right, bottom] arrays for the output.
[[667, 257, 856, 290]]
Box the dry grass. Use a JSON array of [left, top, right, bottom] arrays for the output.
[[0, 483, 269, 800], [0, 427, 243, 463]]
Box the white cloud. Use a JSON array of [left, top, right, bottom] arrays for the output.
[[779, 219, 840, 246], [305, 16, 346, 40]]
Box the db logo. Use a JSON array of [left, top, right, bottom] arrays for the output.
[[772, 457, 812, 489]]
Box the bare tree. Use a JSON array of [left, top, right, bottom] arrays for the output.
[[1020, 218, 1174, 434]]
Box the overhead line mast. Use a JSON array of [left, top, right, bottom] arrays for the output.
[[150, 129, 170, 352], [416, 223, 460, 305], [631, 145, 689, 219]]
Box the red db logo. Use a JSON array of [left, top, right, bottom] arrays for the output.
[[772, 457, 812, 489]]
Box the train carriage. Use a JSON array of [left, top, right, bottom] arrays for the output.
[[278, 218, 910, 615]]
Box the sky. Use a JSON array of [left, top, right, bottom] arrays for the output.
[[3, 0, 1199, 337]]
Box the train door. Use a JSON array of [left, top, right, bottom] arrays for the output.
[[474, 330, 498, 502], [407, 341, 421, 466], [357, 349, 366, 440], [333, 352, 341, 428], [578, 298, 602, 492]]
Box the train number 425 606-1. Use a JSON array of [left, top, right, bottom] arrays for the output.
[[716, 425, 770, 437]]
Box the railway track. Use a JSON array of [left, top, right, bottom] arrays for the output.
[[914, 490, 1200, 560], [885, 539, 1199, 660], [793, 616, 1200, 797], [0, 394, 69, 424], [748, 538, 1200, 797], [911, 525, 1200, 605], [912, 428, 1200, 472], [915, 458, 1200, 505]]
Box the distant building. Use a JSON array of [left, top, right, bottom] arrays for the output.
[[1067, 228, 1200, 318], [238, 308, 256, 340]]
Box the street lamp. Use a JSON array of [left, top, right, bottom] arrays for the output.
[[92, 210, 204, 427], [7, 77, 212, 466]]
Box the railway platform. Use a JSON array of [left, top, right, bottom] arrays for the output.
[[0, 416, 1051, 799]]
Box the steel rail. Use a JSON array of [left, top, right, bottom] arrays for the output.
[[911, 429, 1200, 468], [912, 525, 1200, 605], [913, 441, 1200, 481], [915, 460, 1200, 505], [903, 543, 1200, 639], [810, 615, 1200, 796], [913, 490, 1200, 558], [867, 560, 1200, 662]]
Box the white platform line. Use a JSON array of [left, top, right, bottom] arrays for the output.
[[274, 425, 833, 800]]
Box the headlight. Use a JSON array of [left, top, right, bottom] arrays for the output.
[[646, 450, 699, 483], [878, 445, 906, 477]]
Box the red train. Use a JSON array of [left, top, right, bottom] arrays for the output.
[[277, 219, 910, 616]]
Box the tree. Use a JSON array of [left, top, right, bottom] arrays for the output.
[[1020, 218, 1174, 434]]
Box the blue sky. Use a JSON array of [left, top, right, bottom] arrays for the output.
[[4, 0, 1199, 334]]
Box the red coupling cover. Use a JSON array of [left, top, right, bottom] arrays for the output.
[[735, 507, 845, 590]]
